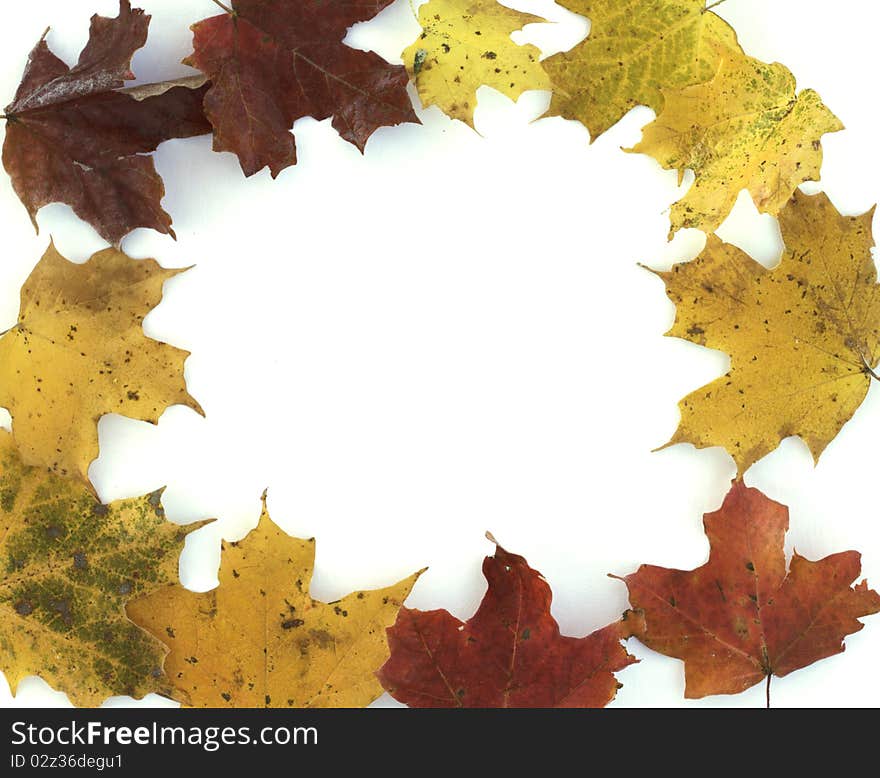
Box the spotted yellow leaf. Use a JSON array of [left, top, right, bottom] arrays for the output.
[[404, 0, 550, 127], [0, 430, 209, 706], [0, 243, 203, 485], [631, 40, 843, 234], [127, 495, 423, 708], [654, 192, 879, 474], [543, 0, 738, 139]]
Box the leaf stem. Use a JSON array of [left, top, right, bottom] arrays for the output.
[[765, 674, 771, 709], [704, 0, 728, 11], [210, 0, 235, 14], [858, 351, 880, 381]]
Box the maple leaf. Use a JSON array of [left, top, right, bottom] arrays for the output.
[[652, 192, 879, 475], [2, 0, 211, 246], [377, 537, 640, 707], [126, 495, 422, 708], [542, 0, 738, 139], [615, 481, 880, 703], [0, 430, 210, 707], [402, 0, 550, 128], [631, 40, 843, 235], [0, 242, 203, 486], [185, 0, 419, 178]]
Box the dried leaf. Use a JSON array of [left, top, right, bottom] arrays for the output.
[[0, 242, 202, 485], [0, 430, 208, 707], [616, 481, 880, 701], [543, 0, 737, 139], [403, 0, 550, 127], [378, 539, 640, 707], [631, 40, 842, 234], [185, 0, 419, 178], [127, 496, 422, 708], [2, 0, 211, 246], [653, 192, 879, 474]]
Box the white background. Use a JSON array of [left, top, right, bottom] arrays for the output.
[[1, 0, 878, 708]]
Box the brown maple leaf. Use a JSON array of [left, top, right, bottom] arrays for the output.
[[186, 0, 420, 178], [2, 1, 211, 246], [378, 537, 641, 707], [615, 481, 880, 705]]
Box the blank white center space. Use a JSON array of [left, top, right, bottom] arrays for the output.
[[0, 0, 878, 708]]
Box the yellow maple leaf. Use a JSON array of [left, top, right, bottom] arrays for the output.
[[653, 192, 879, 475], [0, 430, 209, 706], [543, 0, 737, 139], [127, 495, 423, 708], [403, 0, 550, 127], [0, 243, 203, 485], [631, 41, 843, 234]]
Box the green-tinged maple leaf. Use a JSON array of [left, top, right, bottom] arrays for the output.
[[0, 431, 210, 707], [543, 0, 738, 138], [631, 38, 842, 234]]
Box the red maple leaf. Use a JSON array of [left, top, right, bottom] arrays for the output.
[[616, 481, 880, 704], [2, 0, 211, 246], [378, 539, 640, 707], [186, 0, 419, 178]]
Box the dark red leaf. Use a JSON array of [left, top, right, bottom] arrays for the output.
[[378, 541, 640, 707], [3, 1, 211, 246], [186, 0, 419, 178], [617, 481, 880, 701]]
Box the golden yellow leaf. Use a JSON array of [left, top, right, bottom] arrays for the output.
[[543, 0, 737, 139], [0, 430, 209, 706], [631, 40, 843, 234], [654, 192, 879, 475], [127, 496, 423, 708], [0, 243, 203, 485], [403, 0, 550, 127]]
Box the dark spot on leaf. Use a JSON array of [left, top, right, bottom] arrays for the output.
[[15, 600, 33, 616], [50, 598, 73, 625], [308, 629, 334, 649], [148, 490, 164, 517]]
